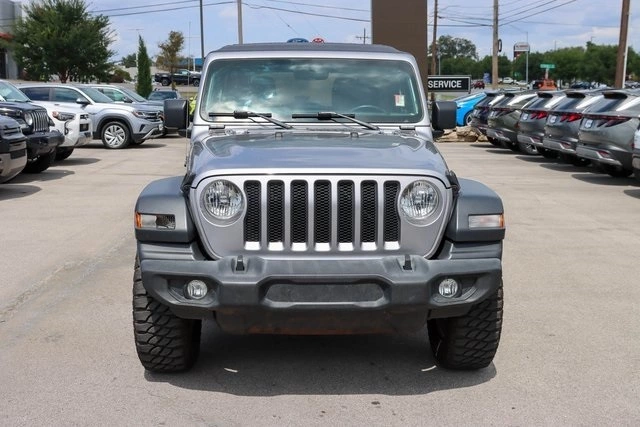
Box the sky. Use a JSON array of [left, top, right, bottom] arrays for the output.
[[18, 0, 640, 62]]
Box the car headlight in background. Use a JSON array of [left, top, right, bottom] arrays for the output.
[[24, 112, 33, 126], [52, 111, 75, 121], [201, 180, 244, 221], [400, 180, 439, 221]]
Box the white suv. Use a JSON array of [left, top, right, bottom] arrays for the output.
[[30, 101, 92, 160]]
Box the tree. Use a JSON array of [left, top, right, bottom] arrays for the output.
[[136, 36, 152, 97], [437, 35, 478, 60], [11, 0, 114, 83], [156, 31, 185, 89], [121, 53, 137, 68]]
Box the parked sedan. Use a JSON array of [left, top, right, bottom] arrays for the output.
[[516, 90, 566, 155], [542, 89, 605, 165], [486, 91, 537, 151], [576, 89, 640, 177], [454, 91, 486, 126]]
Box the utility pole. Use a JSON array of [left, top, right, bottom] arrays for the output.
[[355, 28, 370, 44], [430, 0, 438, 101], [492, 0, 498, 89], [199, 0, 205, 61], [615, 0, 630, 88], [237, 0, 244, 44]]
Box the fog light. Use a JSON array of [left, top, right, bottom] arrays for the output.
[[185, 280, 208, 299], [438, 278, 459, 298]]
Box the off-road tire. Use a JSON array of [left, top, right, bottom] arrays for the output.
[[132, 258, 201, 373], [161, 78, 170, 86], [101, 121, 131, 149], [23, 151, 56, 173], [427, 284, 503, 370], [517, 140, 539, 155], [55, 147, 74, 161], [192, 79, 200, 87], [536, 147, 558, 159]]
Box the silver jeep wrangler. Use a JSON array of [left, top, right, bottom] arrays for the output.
[[133, 43, 505, 372]]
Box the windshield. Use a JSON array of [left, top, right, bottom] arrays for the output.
[[0, 81, 31, 102], [81, 87, 115, 103], [120, 87, 147, 102], [148, 91, 178, 100], [200, 58, 423, 124]]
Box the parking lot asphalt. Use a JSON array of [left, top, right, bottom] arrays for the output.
[[0, 138, 638, 425]]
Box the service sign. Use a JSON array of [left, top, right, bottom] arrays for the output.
[[427, 75, 471, 92]]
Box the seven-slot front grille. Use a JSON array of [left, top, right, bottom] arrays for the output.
[[242, 178, 401, 251]]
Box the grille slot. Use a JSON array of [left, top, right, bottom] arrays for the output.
[[244, 181, 261, 242], [240, 178, 405, 252], [314, 181, 331, 244], [267, 181, 284, 243], [383, 182, 400, 242]]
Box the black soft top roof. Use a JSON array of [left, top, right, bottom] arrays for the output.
[[214, 43, 403, 55]]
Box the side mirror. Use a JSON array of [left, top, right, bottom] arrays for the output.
[[76, 98, 90, 106], [164, 99, 189, 132], [431, 101, 457, 131]]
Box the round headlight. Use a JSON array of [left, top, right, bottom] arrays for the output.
[[201, 180, 244, 221], [24, 112, 33, 126], [400, 180, 439, 220]]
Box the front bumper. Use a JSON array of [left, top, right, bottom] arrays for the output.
[[139, 245, 503, 333], [25, 130, 64, 160], [132, 121, 164, 143], [0, 140, 27, 182]]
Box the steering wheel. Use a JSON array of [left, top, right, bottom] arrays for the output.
[[351, 104, 386, 113]]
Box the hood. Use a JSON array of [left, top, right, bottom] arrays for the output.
[[188, 131, 449, 185]]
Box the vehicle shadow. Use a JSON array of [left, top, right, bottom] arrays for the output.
[[130, 142, 167, 149], [55, 157, 100, 166], [514, 155, 556, 163], [571, 173, 636, 187], [144, 322, 496, 396], [0, 184, 41, 200], [9, 169, 75, 184], [484, 148, 514, 155], [539, 163, 596, 174], [624, 189, 640, 198]]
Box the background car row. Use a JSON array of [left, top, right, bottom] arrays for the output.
[[0, 80, 173, 183], [467, 87, 640, 181]]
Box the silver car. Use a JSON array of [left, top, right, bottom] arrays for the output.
[[576, 89, 640, 177], [18, 83, 163, 149], [516, 90, 566, 155], [542, 89, 604, 166]]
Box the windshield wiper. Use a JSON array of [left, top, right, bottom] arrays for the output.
[[209, 110, 292, 129], [291, 112, 379, 130]]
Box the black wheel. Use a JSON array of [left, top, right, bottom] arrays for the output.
[[161, 78, 170, 86], [487, 136, 501, 147], [101, 121, 131, 149], [635, 168, 640, 183], [427, 284, 503, 370], [598, 164, 633, 178], [55, 147, 74, 161], [23, 151, 56, 173], [463, 112, 473, 126], [536, 147, 558, 159], [517, 140, 539, 155], [132, 258, 201, 373], [503, 140, 519, 152], [559, 153, 590, 166], [192, 79, 200, 87]]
